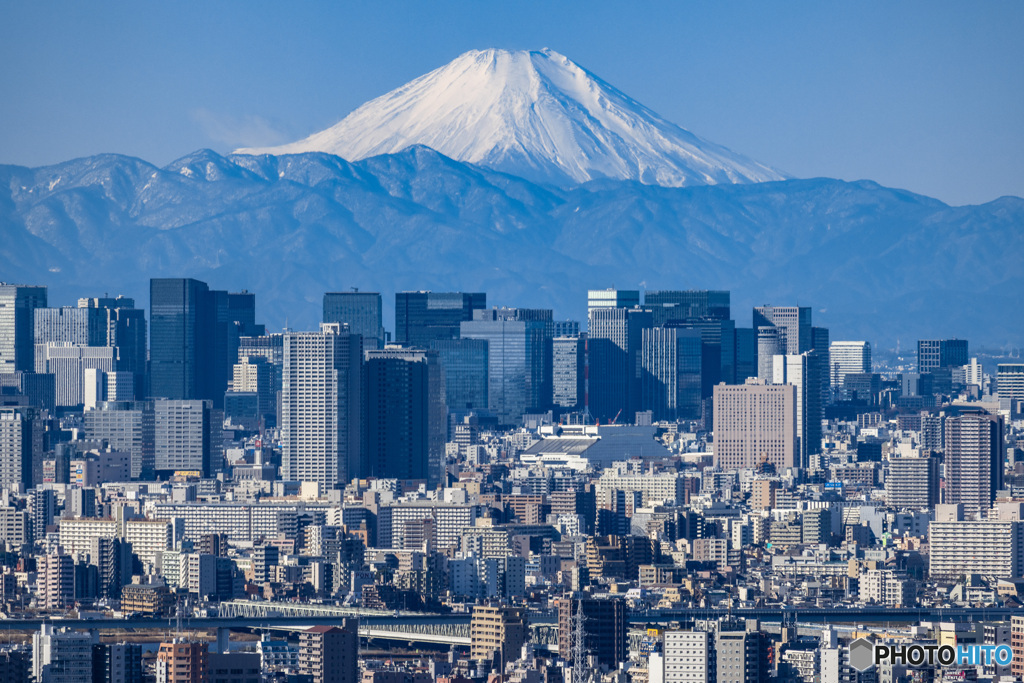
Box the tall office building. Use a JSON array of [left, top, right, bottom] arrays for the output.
[[773, 352, 823, 469], [645, 290, 730, 321], [587, 289, 640, 314], [754, 306, 811, 355], [715, 630, 770, 683], [299, 622, 359, 683], [229, 356, 276, 424], [666, 317, 736, 393], [281, 324, 362, 488], [150, 278, 212, 402], [811, 326, 830, 406], [829, 341, 871, 388], [80, 297, 148, 399], [587, 306, 652, 423], [323, 291, 385, 350], [35, 344, 116, 407], [945, 412, 1004, 518], [918, 339, 969, 374], [0, 284, 47, 375], [734, 328, 757, 382], [150, 279, 258, 408], [34, 306, 107, 353], [394, 291, 485, 348], [756, 326, 783, 382], [363, 347, 445, 487], [553, 320, 580, 337], [641, 327, 702, 421], [713, 381, 797, 471], [83, 401, 155, 479], [154, 400, 212, 477], [552, 334, 586, 411], [460, 308, 553, 424], [430, 338, 488, 414]]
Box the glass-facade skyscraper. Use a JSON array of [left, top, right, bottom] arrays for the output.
[[0, 284, 47, 375], [324, 291, 385, 350], [394, 291, 485, 348], [430, 338, 488, 414], [641, 327, 702, 421], [460, 307, 553, 425]]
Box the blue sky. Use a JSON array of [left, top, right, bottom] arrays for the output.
[[1, 1, 1021, 205]]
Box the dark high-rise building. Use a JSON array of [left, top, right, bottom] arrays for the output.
[[92, 643, 143, 683], [945, 412, 1004, 518], [0, 284, 47, 375], [641, 327, 702, 421], [645, 289, 730, 321], [394, 291, 485, 348], [150, 279, 260, 408], [324, 291, 385, 350], [460, 308, 553, 424], [553, 334, 586, 411], [553, 320, 580, 337], [587, 307, 652, 423], [918, 339, 969, 374], [556, 596, 627, 670], [430, 338, 488, 414], [734, 328, 757, 383], [666, 317, 736, 393], [362, 347, 446, 487], [811, 325, 830, 406], [150, 278, 212, 402], [753, 306, 812, 355]]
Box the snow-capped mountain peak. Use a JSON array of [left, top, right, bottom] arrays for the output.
[[235, 48, 786, 187]]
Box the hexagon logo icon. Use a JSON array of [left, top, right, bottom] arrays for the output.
[[849, 638, 876, 672]]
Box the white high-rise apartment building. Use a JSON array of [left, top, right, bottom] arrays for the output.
[[828, 341, 871, 388], [281, 324, 362, 488]]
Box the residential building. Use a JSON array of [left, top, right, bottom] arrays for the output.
[[470, 604, 527, 667], [281, 324, 362, 487], [299, 622, 358, 683], [944, 412, 1004, 518]]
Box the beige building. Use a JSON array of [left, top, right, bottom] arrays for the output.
[[713, 380, 797, 471], [470, 604, 527, 666]]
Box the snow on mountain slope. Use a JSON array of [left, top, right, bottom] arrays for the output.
[[236, 48, 787, 187]]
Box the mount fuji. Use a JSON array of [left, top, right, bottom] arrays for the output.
[[236, 48, 786, 188]]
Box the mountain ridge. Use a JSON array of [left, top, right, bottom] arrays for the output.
[[1, 146, 1020, 349]]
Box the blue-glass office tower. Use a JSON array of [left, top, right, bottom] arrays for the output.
[[150, 279, 261, 408], [150, 279, 212, 402], [641, 328, 702, 421], [587, 306, 652, 423], [324, 292, 385, 350], [430, 338, 488, 413], [460, 308, 553, 425], [645, 290, 730, 321], [917, 339, 969, 374], [395, 291, 486, 348], [362, 347, 445, 487]]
